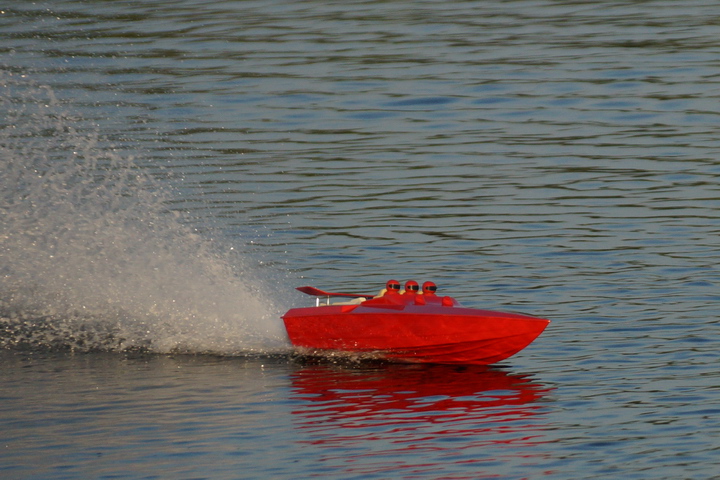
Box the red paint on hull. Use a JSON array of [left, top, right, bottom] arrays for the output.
[[282, 296, 550, 365]]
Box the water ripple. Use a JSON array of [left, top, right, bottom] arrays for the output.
[[4, 0, 720, 477]]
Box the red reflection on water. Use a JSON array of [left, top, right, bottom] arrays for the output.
[[290, 362, 554, 478]]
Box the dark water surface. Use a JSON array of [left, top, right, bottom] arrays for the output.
[[2, 352, 553, 479], [3, 0, 720, 478]]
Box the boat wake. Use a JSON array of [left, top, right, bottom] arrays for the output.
[[0, 72, 289, 354]]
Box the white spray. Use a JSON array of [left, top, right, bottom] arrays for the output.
[[0, 72, 290, 354]]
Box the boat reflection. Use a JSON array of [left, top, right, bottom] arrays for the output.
[[290, 361, 553, 478]]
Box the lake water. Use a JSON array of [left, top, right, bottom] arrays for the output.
[[2, 0, 720, 478]]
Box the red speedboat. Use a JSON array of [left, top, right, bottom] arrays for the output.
[[282, 285, 550, 365]]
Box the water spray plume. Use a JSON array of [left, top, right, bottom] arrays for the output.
[[1, 72, 289, 354]]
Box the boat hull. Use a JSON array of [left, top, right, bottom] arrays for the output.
[[282, 301, 550, 365]]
